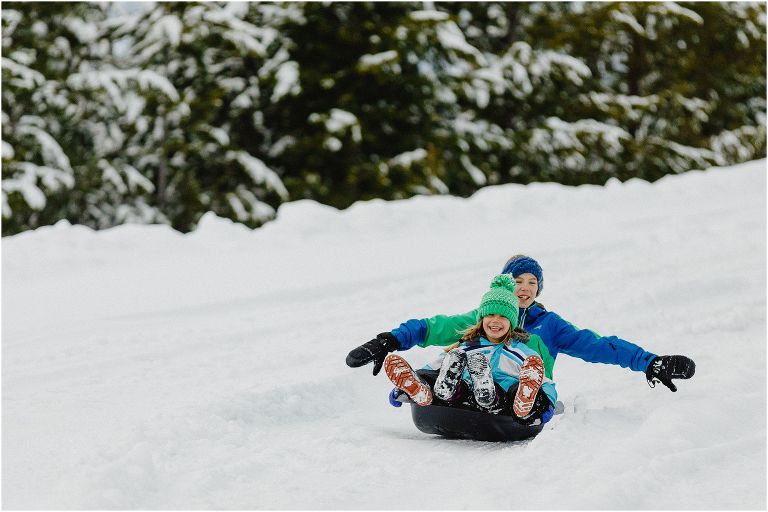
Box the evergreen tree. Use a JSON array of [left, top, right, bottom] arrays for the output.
[[1, 2, 177, 234], [412, 3, 612, 187], [276, 2, 587, 202], [274, 2, 437, 206], [111, 2, 298, 231], [2, 2, 764, 236], [527, 1, 766, 183]]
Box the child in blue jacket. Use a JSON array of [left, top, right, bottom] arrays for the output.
[[382, 274, 556, 424]]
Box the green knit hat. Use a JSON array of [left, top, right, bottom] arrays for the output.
[[476, 274, 519, 328]]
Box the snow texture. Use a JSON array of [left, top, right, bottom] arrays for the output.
[[2, 160, 766, 509], [270, 60, 300, 103], [388, 148, 427, 168], [358, 50, 399, 70], [226, 150, 289, 200]]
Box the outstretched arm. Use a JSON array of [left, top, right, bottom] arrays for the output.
[[549, 313, 694, 391], [388, 311, 478, 349], [421, 311, 477, 348], [345, 310, 477, 375], [550, 314, 657, 372]]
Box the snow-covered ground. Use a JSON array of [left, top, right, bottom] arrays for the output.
[[2, 160, 766, 509]]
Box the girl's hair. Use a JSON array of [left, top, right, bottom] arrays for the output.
[[459, 319, 530, 345]]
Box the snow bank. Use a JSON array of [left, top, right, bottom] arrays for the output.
[[2, 160, 766, 508]]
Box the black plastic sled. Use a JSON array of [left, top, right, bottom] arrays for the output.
[[396, 395, 564, 442]]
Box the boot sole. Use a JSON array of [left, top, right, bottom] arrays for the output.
[[466, 353, 496, 409], [434, 350, 467, 401], [383, 354, 433, 406], [514, 355, 545, 418]]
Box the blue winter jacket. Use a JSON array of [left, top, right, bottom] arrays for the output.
[[391, 303, 657, 373]]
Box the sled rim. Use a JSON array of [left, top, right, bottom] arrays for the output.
[[408, 402, 544, 442]]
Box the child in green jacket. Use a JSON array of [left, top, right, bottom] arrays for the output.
[[382, 275, 556, 424]]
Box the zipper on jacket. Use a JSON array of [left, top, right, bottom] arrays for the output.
[[519, 307, 529, 328]]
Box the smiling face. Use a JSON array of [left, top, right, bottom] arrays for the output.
[[482, 314, 511, 343], [514, 272, 539, 309]]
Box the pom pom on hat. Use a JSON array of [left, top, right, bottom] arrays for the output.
[[476, 274, 519, 328], [501, 255, 544, 296]]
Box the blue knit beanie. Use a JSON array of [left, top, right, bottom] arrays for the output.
[[500, 255, 544, 296]]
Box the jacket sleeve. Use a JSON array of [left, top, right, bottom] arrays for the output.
[[423, 311, 478, 348], [390, 318, 428, 350], [548, 313, 657, 372], [390, 310, 477, 350]]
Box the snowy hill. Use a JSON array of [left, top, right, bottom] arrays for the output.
[[2, 160, 766, 509]]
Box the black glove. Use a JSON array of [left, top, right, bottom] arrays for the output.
[[346, 332, 400, 376], [646, 355, 696, 392]]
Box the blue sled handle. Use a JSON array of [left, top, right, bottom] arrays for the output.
[[388, 388, 402, 407], [389, 388, 414, 407]]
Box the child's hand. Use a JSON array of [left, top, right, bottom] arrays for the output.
[[346, 333, 400, 376], [646, 355, 696, 392]]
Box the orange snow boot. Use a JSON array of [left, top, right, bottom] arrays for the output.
[[513, 355, 545, 418], [383, 354, 433, 406]]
